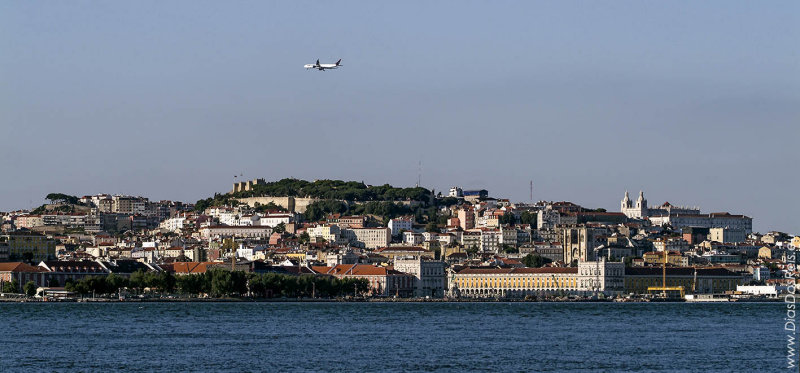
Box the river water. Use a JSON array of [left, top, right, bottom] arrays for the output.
[[0, 302, 790, 372]]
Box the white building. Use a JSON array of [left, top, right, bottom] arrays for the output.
[[259, 213, 294, 228], [709, 227, 747, 243], [388, 218, 413, 236], [393, 256, 447, 297], [307, 225, 342, 244], [537, 208, 560, 230], [403, 231, 424, 246], [199, 225, 273, 239], [577, 259, 625, 293], [159, 217, 186, 232], [480, 229, 501, 253], [346, 228, 391, 249], [752, 266, 770, 282]]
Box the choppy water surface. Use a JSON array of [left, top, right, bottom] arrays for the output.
[[0, 302, 788, 372]]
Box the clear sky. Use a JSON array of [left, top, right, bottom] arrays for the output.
[[1, 1, 798, 233]]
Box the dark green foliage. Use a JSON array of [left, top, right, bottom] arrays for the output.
[[503, 245, 519, 254], [2, 279, 19, 293], [24, 281, 37, 297], [303, 200, 347, 221], [253, 202, 287, 213], [46, 193, 80, 205], [425, 221, 439, 233], [348, 201, 414, 220], [436, 197, 460, 207], [522, 253, 552, 268], [520, 211, 537, 225], [196, 179, 431, 211], [499, 212, 517, 225], [177, 271, 370, 298]]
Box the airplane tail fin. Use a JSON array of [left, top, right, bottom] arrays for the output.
[[336, 59, 341, 66], [316, 59, 320, 66]]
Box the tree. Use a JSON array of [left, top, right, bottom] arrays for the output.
[[45, 193, 79, 205], [106, 273, 128, 296], [273, 222, 286, 234], [425, 221, 439, 233], [129, 270, 148, 293], [210, 269, 233, 297], [159, 272, 177, 294], [624, 256, 636, 267], [299, 232, 310, 244], [24, 281, 37, 296], [503, 245, 519, 254], [2, 279, 20, 293], [522, 253, 551, 268], [499, 212, 516, 226], [520, 211, 537, 226]]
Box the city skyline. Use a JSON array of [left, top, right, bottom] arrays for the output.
[[2, 2, 798, 234]]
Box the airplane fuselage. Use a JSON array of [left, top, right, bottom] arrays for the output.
[[304, 64, 339, 70], [304, 59, 342, 71]]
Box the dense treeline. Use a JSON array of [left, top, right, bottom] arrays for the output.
[[62, 270, 370, 299], [233, 179, 430, 202]]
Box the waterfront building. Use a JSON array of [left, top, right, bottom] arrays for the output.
[[393, 257, 447, 297], [312, 264, 415, 297], [623, 267, 742, 294], [451, 260, 624, 298], [0, 262, 49, 291], [38, 260, 109, 286]]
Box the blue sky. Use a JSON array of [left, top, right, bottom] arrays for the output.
[[1, 1, 798, 233]]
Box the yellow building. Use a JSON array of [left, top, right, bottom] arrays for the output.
[[624, 267, 741, 294], [643, 251, 688, 267], [452, 267, 581, 298], [286, 252, 307, 262], [1, 232, 56, 262], [757, 246, 772, 259], [374, 246, 434, 260]]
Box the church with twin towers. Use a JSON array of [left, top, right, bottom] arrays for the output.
[[620, 190, 700, 219]]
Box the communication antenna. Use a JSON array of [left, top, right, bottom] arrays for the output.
[[417, 160, 422, 187], [529, 180, 533, 203]]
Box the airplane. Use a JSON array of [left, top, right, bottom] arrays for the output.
[[304, 59, 342, 71]]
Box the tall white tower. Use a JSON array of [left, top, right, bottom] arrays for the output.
[[621, 190, 648, 219]]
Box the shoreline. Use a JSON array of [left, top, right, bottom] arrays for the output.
[[0, 296, 786, 304]]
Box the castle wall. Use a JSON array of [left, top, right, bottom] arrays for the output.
[[236, 196, 321, 213]]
